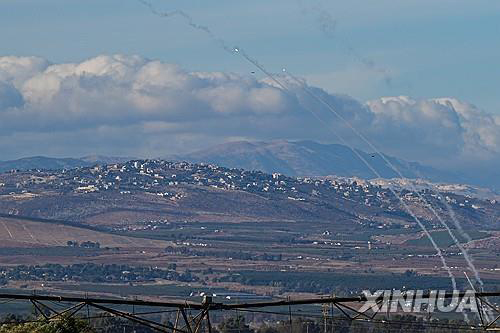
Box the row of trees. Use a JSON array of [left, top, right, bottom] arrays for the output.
[[165, 246, 284, 261], [0, 263, 197, 284], [217, 270, 454, 294], [0, 314, 477, 333]]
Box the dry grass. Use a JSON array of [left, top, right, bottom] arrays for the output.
[[0, 217, 171, 249]]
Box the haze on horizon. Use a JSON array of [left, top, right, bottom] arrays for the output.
[[0, 0, 499, 184]]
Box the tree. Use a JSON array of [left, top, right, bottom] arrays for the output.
[[219, 316, 254, 333], [0, 316, 94, 333]]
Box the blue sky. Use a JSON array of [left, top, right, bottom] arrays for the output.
[[1, 0, 499, 113]]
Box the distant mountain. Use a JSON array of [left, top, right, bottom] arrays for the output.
[[0, 156, 89, 173], [172, 140, 462, 183], [0, 155, 133, 173], [80, 155, 134, 165], [1, 140, 493, 192]]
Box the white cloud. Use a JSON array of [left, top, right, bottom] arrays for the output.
[[0, 54, 498, 181], [305, 66, 394, 102], [365, 96, 500, 165], [0, 81, 24, 110], [0, 56, 49, 86]]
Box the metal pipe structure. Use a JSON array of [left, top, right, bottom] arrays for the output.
[[0, 291, 498, 332]]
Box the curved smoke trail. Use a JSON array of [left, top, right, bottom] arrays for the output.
[[137, 0, 233, 53]]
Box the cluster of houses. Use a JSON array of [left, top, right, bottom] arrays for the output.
[[1, 159, 489, 224]]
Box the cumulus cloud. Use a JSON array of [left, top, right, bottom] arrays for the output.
[[0, 56, 49, 85], [0, 54, 498, 183], [366, 97, 500, 164], [0, 81, 24, 111]]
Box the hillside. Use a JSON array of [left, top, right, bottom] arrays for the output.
[[0, 160, 497, 229]]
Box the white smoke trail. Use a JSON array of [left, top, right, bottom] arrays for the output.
[[413, 169, 475, 247], [419, 176, 492, 319], [411, 171, 484, 286]]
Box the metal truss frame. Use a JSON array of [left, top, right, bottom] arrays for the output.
[[0, 291, 497, 332]]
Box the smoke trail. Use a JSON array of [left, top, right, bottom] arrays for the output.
[[234, 47, 458, 291], [389, 177, 485, 292], [411, 170, 484, 285], [315, 11, 338, 38], [412, 174, 492, 320], [137, 0, 233, 53], [297, 0, 337, 37], [296, 1, 393, 88]]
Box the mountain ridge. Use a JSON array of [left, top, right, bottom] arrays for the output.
[[169, 140, 462, 183], [1, 140, 494, 194]]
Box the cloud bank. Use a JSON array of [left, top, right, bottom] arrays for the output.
[[0, 54, 498, 182]]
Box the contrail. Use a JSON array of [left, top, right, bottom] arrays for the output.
[[137, 0, 461, 298]]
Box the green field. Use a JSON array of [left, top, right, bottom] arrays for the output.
[[405, 230, 490, 247]]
